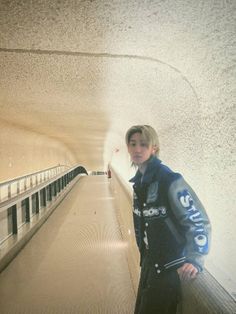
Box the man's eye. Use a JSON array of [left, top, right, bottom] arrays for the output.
[[140, 143, 147, 147]]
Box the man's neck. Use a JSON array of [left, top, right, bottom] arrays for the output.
[[138, 162, 148, 175]]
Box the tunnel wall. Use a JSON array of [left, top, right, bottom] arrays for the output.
[[103, 1, 236, 298], [110, 106, 235, 299], [0, 120, 77, 182], [109, 166, 140, 294], [107, 53, 235, 298]]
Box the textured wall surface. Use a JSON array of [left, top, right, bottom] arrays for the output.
[[0, 0, 235, 298], [0, 120, 77, 181]]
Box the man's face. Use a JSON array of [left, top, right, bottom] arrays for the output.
[[128, 132, 155, 165]]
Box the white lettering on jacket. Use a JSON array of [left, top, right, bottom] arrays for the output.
[[178, 189, 208, 253]]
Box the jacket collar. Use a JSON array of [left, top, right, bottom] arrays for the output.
[[129, 155, 162, 185]]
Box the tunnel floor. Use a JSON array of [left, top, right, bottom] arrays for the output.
[[0, 175, 135, 313]]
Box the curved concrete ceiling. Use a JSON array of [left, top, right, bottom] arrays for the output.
[[0, 0, 235, 169]]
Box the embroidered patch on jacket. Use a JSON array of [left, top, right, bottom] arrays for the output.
[[193, 234, 209, 253], [178, 189, 194, 210], [146, 181, 159, 203], [143, 206, 167, 218], [133, 208, 141, 216]]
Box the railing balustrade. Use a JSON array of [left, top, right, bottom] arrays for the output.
[[0, 165, 69, 203], [0, 165, 88, 246]]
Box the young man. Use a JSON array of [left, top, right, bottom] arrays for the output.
[[126, 125, 211, 314]]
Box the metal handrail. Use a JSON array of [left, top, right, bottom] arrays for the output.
[[0, 165, 70, 202], [0, 166, 75, 213], [0, 165, 70, 186], [0, 164, 87, 246]]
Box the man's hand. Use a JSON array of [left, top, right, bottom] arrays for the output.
[[177, 263, 198, 281]]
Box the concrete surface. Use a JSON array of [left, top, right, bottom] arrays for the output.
[[0, 175, 135, 313]]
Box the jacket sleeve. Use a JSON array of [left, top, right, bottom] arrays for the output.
[[167, 176, 211, 271]]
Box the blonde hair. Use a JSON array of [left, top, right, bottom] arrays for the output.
[[125, 125, 160, 156]]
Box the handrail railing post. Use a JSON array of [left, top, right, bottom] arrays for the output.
[[12, 204, 18, 234], [25, 198, 30, 222], [8, 184, 11, 199], [17, 181, 20, 195]]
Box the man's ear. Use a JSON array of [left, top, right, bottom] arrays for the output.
[[152, 146, 157, 154]]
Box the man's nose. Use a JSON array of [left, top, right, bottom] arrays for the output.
[[134, 145, 142, 152]]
